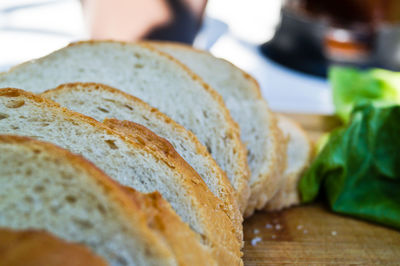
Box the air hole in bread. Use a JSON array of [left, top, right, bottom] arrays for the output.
[[199, 234, 209, 245], [105, 139, 118, 150], [134, 63, 144, 69], [116, 256, 128, 266], [134, 53, 141, 59], [60, 171, 73, 180], [97, 203, 107, 215], [205, 144, 212, 154], [0, 113, 8, 120], [65, 195, 77, 204], [123, 104, 133, 111], [33, 185, 44, 192], [50, 206, 60, 214], [72, 218, 93, 230], [203, 111, 208, 118], [6, 100, 25, 108], [25, 169, 33, 176], [23, 196, 33, 203], [11, 125, 19, 130], [97, 107, 109, 113], [103, 98, 117, 104], [42, 122, 50, 127]]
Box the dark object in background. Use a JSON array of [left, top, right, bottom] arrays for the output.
[[82, 0, 207, 44], [147, 0, 206, 44], [262, 0, 400, 77]]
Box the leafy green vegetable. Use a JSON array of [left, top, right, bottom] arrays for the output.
[[330, 67, 400, 123], [299, 103, 400, 229]]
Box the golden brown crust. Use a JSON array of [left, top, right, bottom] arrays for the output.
[[146, 42, 288, 216], [0, 228, 108, 266], [123, 188, 215, 266], [104, 119, 243, 264], [0, 89, 242, 264]]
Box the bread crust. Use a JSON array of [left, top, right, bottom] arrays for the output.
[[42, 82, 243, 240], [0, 228, 108, 266], [123, 188, 216, 265], [146, 42, 287, 216], [0, 89, 242, 265]]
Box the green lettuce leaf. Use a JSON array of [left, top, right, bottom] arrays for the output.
[[299, 103, 400, 229], [330, 67, 400, 123]]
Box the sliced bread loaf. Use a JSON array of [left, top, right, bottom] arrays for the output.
[[0, 40, 250, 211], [42, 82, 242, 239], [264, 115, 313, 211], [148, 42, 287, 216], [0, 228, 107, 266], [0, 89, 241, 265]]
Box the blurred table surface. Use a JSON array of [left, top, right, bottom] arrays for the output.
[[242, 113, 400, 265]]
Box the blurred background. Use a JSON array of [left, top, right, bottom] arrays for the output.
[[1, 0, 399, 114]]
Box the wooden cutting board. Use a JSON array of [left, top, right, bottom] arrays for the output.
[[242, 114, 400, 265]]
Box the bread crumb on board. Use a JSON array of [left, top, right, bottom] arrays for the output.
[[251, 237, 262, 246], [297, 225, 303, 230]]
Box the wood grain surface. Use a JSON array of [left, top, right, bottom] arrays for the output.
[[242, 114, 400, 265], [243, 203, 400, 265]]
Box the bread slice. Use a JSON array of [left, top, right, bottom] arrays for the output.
[[0, 228, 108, 266], [0, 40, 250, 211], [148, 42, 287, 216], [264, 115, 313, 211], [0, 135, 179, 265], [41, 82, 242, 239], [0, 89, 241, 265]]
